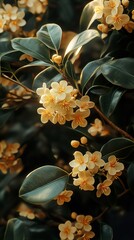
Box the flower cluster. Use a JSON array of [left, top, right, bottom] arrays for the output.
[[59, 213, 95, 240], [0, 140, 23, 174], [69, 146, 124, 197], [0, 4, 26, 33], [36, 80, 95, 129], [18, 0, 48, 14], [89, 0, 134, 36]]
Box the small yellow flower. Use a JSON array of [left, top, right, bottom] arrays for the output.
[[88, 118, 103, 136], [54, 190, 73, 205], [104, 155, 124, 176], [59, 220, 76, 240], [71, 109, 90, 129], [73, 170, 95, 191], [77, 231, 95, 240], [87, 151, 105, 170], [96, 179, 112, 197], [106, 5, 130, 30], [75, 96, 94, 112], [69, 151, 89, 171], [51, 80, 73, 102], [124, 20, 134, 33], [75, 215, 93, 232]]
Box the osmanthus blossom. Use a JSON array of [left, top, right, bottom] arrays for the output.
[[73, 170, 95, 191], [87, 151, 105, 170], [71, 109, 90, 129], [75, 215, 93, 232], [51, 80, 74, 102], [18, 0, 48, 14], [96, 179, 112, 197], [0, 4, 26, 33], [58, 221, 76, 240], [0, 141, 23, 174], [88, 118, 103, 136], [104, 155, 124, 175], [106, 5, 130, 30], [0, 15, 6, 33], [54, 190, 73, 205], [75, 96, 95, 112], [77, 231, 95, 240], [69, 151, 89, 172], [104, 0, 120, 15]]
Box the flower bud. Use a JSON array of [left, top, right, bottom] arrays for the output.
[[80, 136, 88, 144], [71, 140, 80, 148], [51, 54, 62, 65]]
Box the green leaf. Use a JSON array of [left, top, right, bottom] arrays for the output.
[[37, 24, 62, 51], [101, 58, 134, 89], [4, 218, 26, 240], [101, 138, 134, 159], [127, 162, 134, 193], [89, 85, 110, 95], [11, 37, 50, 64], [100, 223, 113, 240], [19, 165, 69, 205], [79, 2, 96, 31], [80, 57, 111, 94], [64, 29, 99, 57], [99, 87, 126, 117], [32, 67, 62, 90]]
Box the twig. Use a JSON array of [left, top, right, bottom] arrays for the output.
[[2, 74, 35, 94], [94, 105, 134, 141]]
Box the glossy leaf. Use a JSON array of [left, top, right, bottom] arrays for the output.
[[79, 2, 96, 31], [11, 37, 50, 63], [37, 24, 62, 51], [100, 223, 113, 240], [81, 57, 111, 94], [19, 165, 69, 204], [64, 29, 99, 57], [99, 87, 126, 117], [32, 67, 62, 90], [4, 218, 26, 240], [89, 85, 110, 95], [127, 162, 134, 193], [101, 58, 134, 89], [101, 138, 134, 159]]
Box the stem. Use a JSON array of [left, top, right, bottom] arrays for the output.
[[2, 74, 35, 94], [93, 207, 109, 222], [117, 188, 129, 198], [94, 105, 134, 141]]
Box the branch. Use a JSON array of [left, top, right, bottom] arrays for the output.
[[94, 105, 134, 141]]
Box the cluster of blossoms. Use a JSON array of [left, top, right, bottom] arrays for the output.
[[89, 0, 134, 36], [0, 4, 26, 33], [17, 202, 46, 220], [69, 140, 124, 197], [36, 80, 95, 129], [59, 213, 95, 240], [18, 0, 48, 14], [0, 140, 23, 174]]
